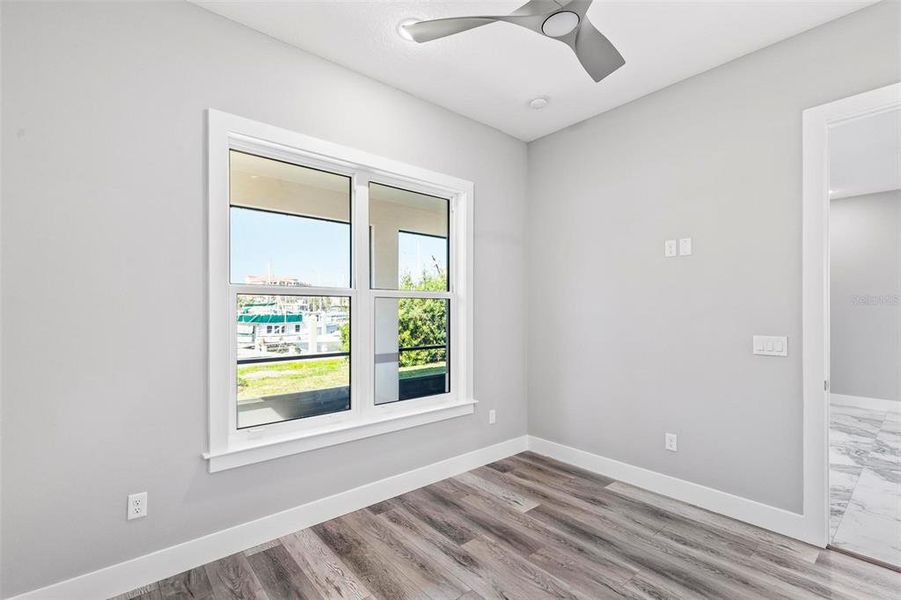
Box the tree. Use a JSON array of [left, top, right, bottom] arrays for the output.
[[339, 321, 350, 354], [335, 260, 447, 369], [397, 262, 447, 368]]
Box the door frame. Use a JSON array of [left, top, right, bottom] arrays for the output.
[[801, 82, 901, 547]]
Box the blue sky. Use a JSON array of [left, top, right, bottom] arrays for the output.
[[398, 231, 447, 285], [230, 207, 447, 288], [230, 208, 350, 287]]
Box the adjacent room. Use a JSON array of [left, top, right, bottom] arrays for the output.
[[828, 109, 901, 566], [1, 1, 899, 598]]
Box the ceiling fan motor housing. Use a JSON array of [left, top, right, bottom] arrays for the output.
[[542, 11, 580, 38]]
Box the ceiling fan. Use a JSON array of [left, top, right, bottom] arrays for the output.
[[402, 0, 624, 83]]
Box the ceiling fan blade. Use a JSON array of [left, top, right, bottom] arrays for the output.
[[572, 18, 625, 82], [403, 16, 499, 43]]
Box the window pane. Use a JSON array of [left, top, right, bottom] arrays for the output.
[[374, 297, 449, 405], [230, 150, 351, 288], [236, 294, 350, 429], [370, 182, 448, 291]]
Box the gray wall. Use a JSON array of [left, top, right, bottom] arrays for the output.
[[526, 0, 900, 512], [0, 2, 527, 596], [830, 190, 901, 402]]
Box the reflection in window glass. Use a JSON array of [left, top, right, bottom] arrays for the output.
[[370, 183, 448, 291], [236, 294, 350, 429], [230, 150, 350, 288], [374, 297, 449, 405]]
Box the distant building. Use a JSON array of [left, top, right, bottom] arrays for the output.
[[237, 313, 303, 352], [244, 274, 305, 286], [236, 276, 348, 357]]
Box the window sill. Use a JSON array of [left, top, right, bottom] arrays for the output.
[[203, 399, 477, 472]]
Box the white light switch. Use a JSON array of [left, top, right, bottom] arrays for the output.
[[753, 336, 788, 357], [679, 238, 692, 256], [665, 240, 677, 257]]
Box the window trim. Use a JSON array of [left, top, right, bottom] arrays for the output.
[[205, 109, 475, 472]]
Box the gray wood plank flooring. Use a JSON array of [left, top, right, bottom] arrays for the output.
[[114, 452, 901, 599]]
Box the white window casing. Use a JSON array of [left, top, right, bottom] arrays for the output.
[[205, 109, 475, 472]]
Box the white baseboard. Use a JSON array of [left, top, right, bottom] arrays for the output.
[[9, 433, 822, 599], [8, 436, 529, 600], [831, 393, 901, 414], [526, 436, 816, 545]]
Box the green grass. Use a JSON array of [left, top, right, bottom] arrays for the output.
[[237, 358, 446, 401], [237, 357, 348, 401], [399, 362, 447, 379]]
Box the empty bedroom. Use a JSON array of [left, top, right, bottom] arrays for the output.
[[1, 1, 900, 598]]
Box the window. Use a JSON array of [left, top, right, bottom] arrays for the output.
[[236, 294, 350, 429], [370, 182, 448, 291], [229, 151, 351, 288], [370, 183, 451, 406], [207, 110, 474, 471], [375, 298, 449, 404]]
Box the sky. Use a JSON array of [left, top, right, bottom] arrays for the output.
[[230, 207, 350, 287], [230, 208, 446, 288], [398, 231, 447, 285]]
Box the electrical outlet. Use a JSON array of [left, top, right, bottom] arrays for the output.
[[488, 409, 496, 425], [665, 433, 678, 452], [127, 492, 148, 520], [679, 238, 692, 256]]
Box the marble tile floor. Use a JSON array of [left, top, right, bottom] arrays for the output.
[[829, 401, 901, 567]]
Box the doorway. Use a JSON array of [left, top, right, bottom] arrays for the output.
[[803, 83, 901, 568]]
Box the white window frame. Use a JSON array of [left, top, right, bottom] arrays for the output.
[[204, 110, 475, 472]]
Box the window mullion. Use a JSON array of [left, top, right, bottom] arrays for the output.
[[352, 173, 372, 420]]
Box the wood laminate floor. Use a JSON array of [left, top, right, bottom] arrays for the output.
[[115, 452, 901, 599]]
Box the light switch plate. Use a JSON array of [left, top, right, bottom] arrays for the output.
[[753, 335, 788, 357], [665, 240, 677, 257], [679, 238, 692, 256]]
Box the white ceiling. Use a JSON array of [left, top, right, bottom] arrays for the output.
[[194, 0, 877, 141], [830, 108, 901, 200]]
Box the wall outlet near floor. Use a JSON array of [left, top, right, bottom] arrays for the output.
[[664, 239, 678, 257], [488, 409, 496, 425], [127, 492, 148, 520], [665, 433, 678, 452]]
